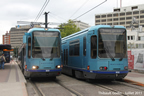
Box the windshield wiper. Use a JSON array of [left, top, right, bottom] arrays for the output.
[[41, 57, 45, 61], [104, 47, 115, 61], [119, 56, 123, 61], [119, 45, 126, 61], [50, 55, 53, 61]]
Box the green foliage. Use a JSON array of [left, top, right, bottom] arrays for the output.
[[13, 48, 18, 57], [59, 20, 80, 38]]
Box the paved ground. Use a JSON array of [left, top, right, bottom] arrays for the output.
[[0, 61, 28, 96]]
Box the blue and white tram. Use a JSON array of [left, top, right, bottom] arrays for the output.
[[18, 28, 61, 78], [61, 25, 128, 79]]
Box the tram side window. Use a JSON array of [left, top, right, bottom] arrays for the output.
[[83, 37, 86, 56], [28, 37, 31, 58], [23, 44, 26, 56], [69, 40, 80, 56], [91, 35, 97, 58]]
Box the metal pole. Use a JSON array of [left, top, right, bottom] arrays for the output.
[[44, 12, 50, 28], [16, 46, 17, 61]]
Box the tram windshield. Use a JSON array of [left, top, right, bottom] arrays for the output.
[[98, 28, 127, 59], [32, 31, 60, 58]]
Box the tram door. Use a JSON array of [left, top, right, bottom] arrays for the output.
[[64, 49, 68, 65], [64, 49, 66, 65], [83, 36, 87, 69], [66, 49, 68, 65]]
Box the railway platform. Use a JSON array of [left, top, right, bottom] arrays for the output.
[[124, 70, 144, 87], [0, 60, 28, 96]]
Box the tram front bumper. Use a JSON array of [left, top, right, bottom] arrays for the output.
[[83, 71, 128, 79], [30, 71, 61, 77], [25, 69, 61, 77]]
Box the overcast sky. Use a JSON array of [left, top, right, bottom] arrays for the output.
[[0, 0, 144, 44]]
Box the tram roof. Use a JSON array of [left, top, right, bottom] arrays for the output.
[[27, 28, 60, 33], [62, 25, 126, 41]]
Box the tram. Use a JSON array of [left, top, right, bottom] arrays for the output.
[[61, 25, 128, 79], [18, 28, 61, 78]]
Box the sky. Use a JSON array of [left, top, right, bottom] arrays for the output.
[[0, 0, 144, 44]]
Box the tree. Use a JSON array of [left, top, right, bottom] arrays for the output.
[[59, 19, 80, 38], [13, 47, 18, 57]]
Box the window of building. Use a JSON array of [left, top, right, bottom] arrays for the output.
[[120, 17, 125, 20], [114, 9, 120, 12], [131, 36, 135, 40], [136, 44, 138, 48], [140, 10, 144, 14], [126, 17, 132, 20], [128, 36, 130, 40], [140, 20, 144, 23], [140, 15, 144, 18], [114, 22, 118, 25], [102, 19, 106, 22], [138, 36, 141, 40], [107, 14, 112, 17], [96, 15, 100, 18], [113, 18, 118, 21], [132, 6, 138, 10], [139, 44, 143, 48], [126, 12, 132, 15], [120, 13, 125, 16]]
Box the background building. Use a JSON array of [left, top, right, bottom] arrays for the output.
[[127, 28, 144, 49], [3, 31, 10, 44], [10, 24, 41, 48], [95, 4, 144, 30], [73, 20, 90, 30]]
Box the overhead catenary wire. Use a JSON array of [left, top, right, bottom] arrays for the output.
[[73, 0, 107, 20], [50, 12, 67, 22], [34, 0, 50, 22], [69, 0, 90, 19], [34, 0, 47, 22]]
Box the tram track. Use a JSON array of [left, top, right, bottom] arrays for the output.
[[94, 83, 128, 96], [27, 78, 82, 96], [29, 80, 44, 96], [55, 80, 82, 96], [86, 79, 144, 96], [85, 80, 128, 96], [26, 75, 144, 96]]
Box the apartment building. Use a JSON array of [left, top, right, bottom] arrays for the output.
[[95, 4, 144, 30], [3, 31, 10, 44], [127, 28, 144, 49], [73, 20, 90, 30], [10, 25, 41, 48]]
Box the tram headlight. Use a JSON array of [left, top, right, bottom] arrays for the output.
[[32, 66, 39, 69], [45, 28, 48, 30], [99, 67, 108, 70], [99, 67, 103, 70], [56, 65, 61, 69]]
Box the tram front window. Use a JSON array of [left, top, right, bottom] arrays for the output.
[[98, 28, 127, 59], [32, 31, 60, 58]]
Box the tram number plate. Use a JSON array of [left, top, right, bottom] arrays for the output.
[[46, 70, 50, 72], [116, 71, 120, 74]]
